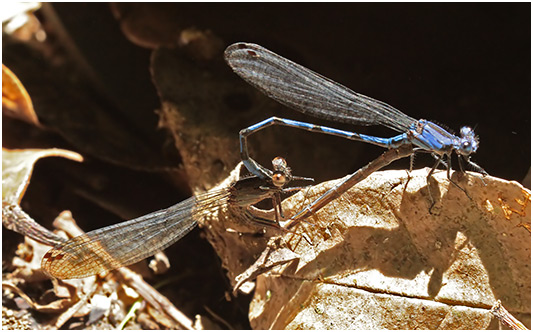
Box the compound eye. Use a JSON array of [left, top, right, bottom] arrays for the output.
[[272, 172, 287, 188], [460, 141, 473, 155], [460, 126, 473, 137], [272, 156, 288, 171]]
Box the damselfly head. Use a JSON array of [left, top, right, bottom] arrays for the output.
[[457, 126, 479, 156], [272, 156, 288, 170], [460, 126, 474, 137], [271, 171, 288, 188], [271, 156, 291, 188]]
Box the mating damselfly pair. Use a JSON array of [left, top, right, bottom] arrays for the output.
[[40, 42, 485, 280]]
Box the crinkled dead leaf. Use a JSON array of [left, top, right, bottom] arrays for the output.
[[150, 47, 244, 191], [2, 282, 74, 314], [3, 202, 64, 247], [2, 64, 40, 126], [5, 208, 159, 329], [6, 211, 101, 328], [234, 245, 300, 294], [2, 148, 83, 204], [110, 3, 224, 57], [110, 3, 185, 49], [146, 304, 179, 329], [1, 151, 78, 248], [49, 279, 97, 329], [177, 28, 225, 62], [204, 168, 530, 329]]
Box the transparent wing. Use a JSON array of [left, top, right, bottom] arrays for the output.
[[42, 190, 228, 279], [225, 42, 415, 133]]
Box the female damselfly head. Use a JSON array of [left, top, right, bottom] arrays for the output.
[[271, 156, 291, 188], [456, 126, 479, 156], [270, 156, 315, 188]]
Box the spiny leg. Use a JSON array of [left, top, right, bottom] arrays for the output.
[[408, 150, 416, 175], [445, 157, 472, 200], [464, 156, 488, 185]]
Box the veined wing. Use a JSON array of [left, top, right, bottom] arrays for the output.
[[42, 190, 228, 279], [225, 42, 415, 133]]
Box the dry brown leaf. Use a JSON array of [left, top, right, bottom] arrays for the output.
[[2, 282, 74, 314], [3, 202, 64, 247], [151, 47, 244, 191], [2, 64, 40, 126], [110, 3, 224, 57], [201, 166, 530, 329], [49, 279, 97, 329], [2, 148, 83, 204], [110, 3, 185, 49], [177, 28, 225, 62], [234, 245, 300, 294], [247, 169, 531, 329], [6, 217, 99, 328], [2, 148, 81, 269]]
